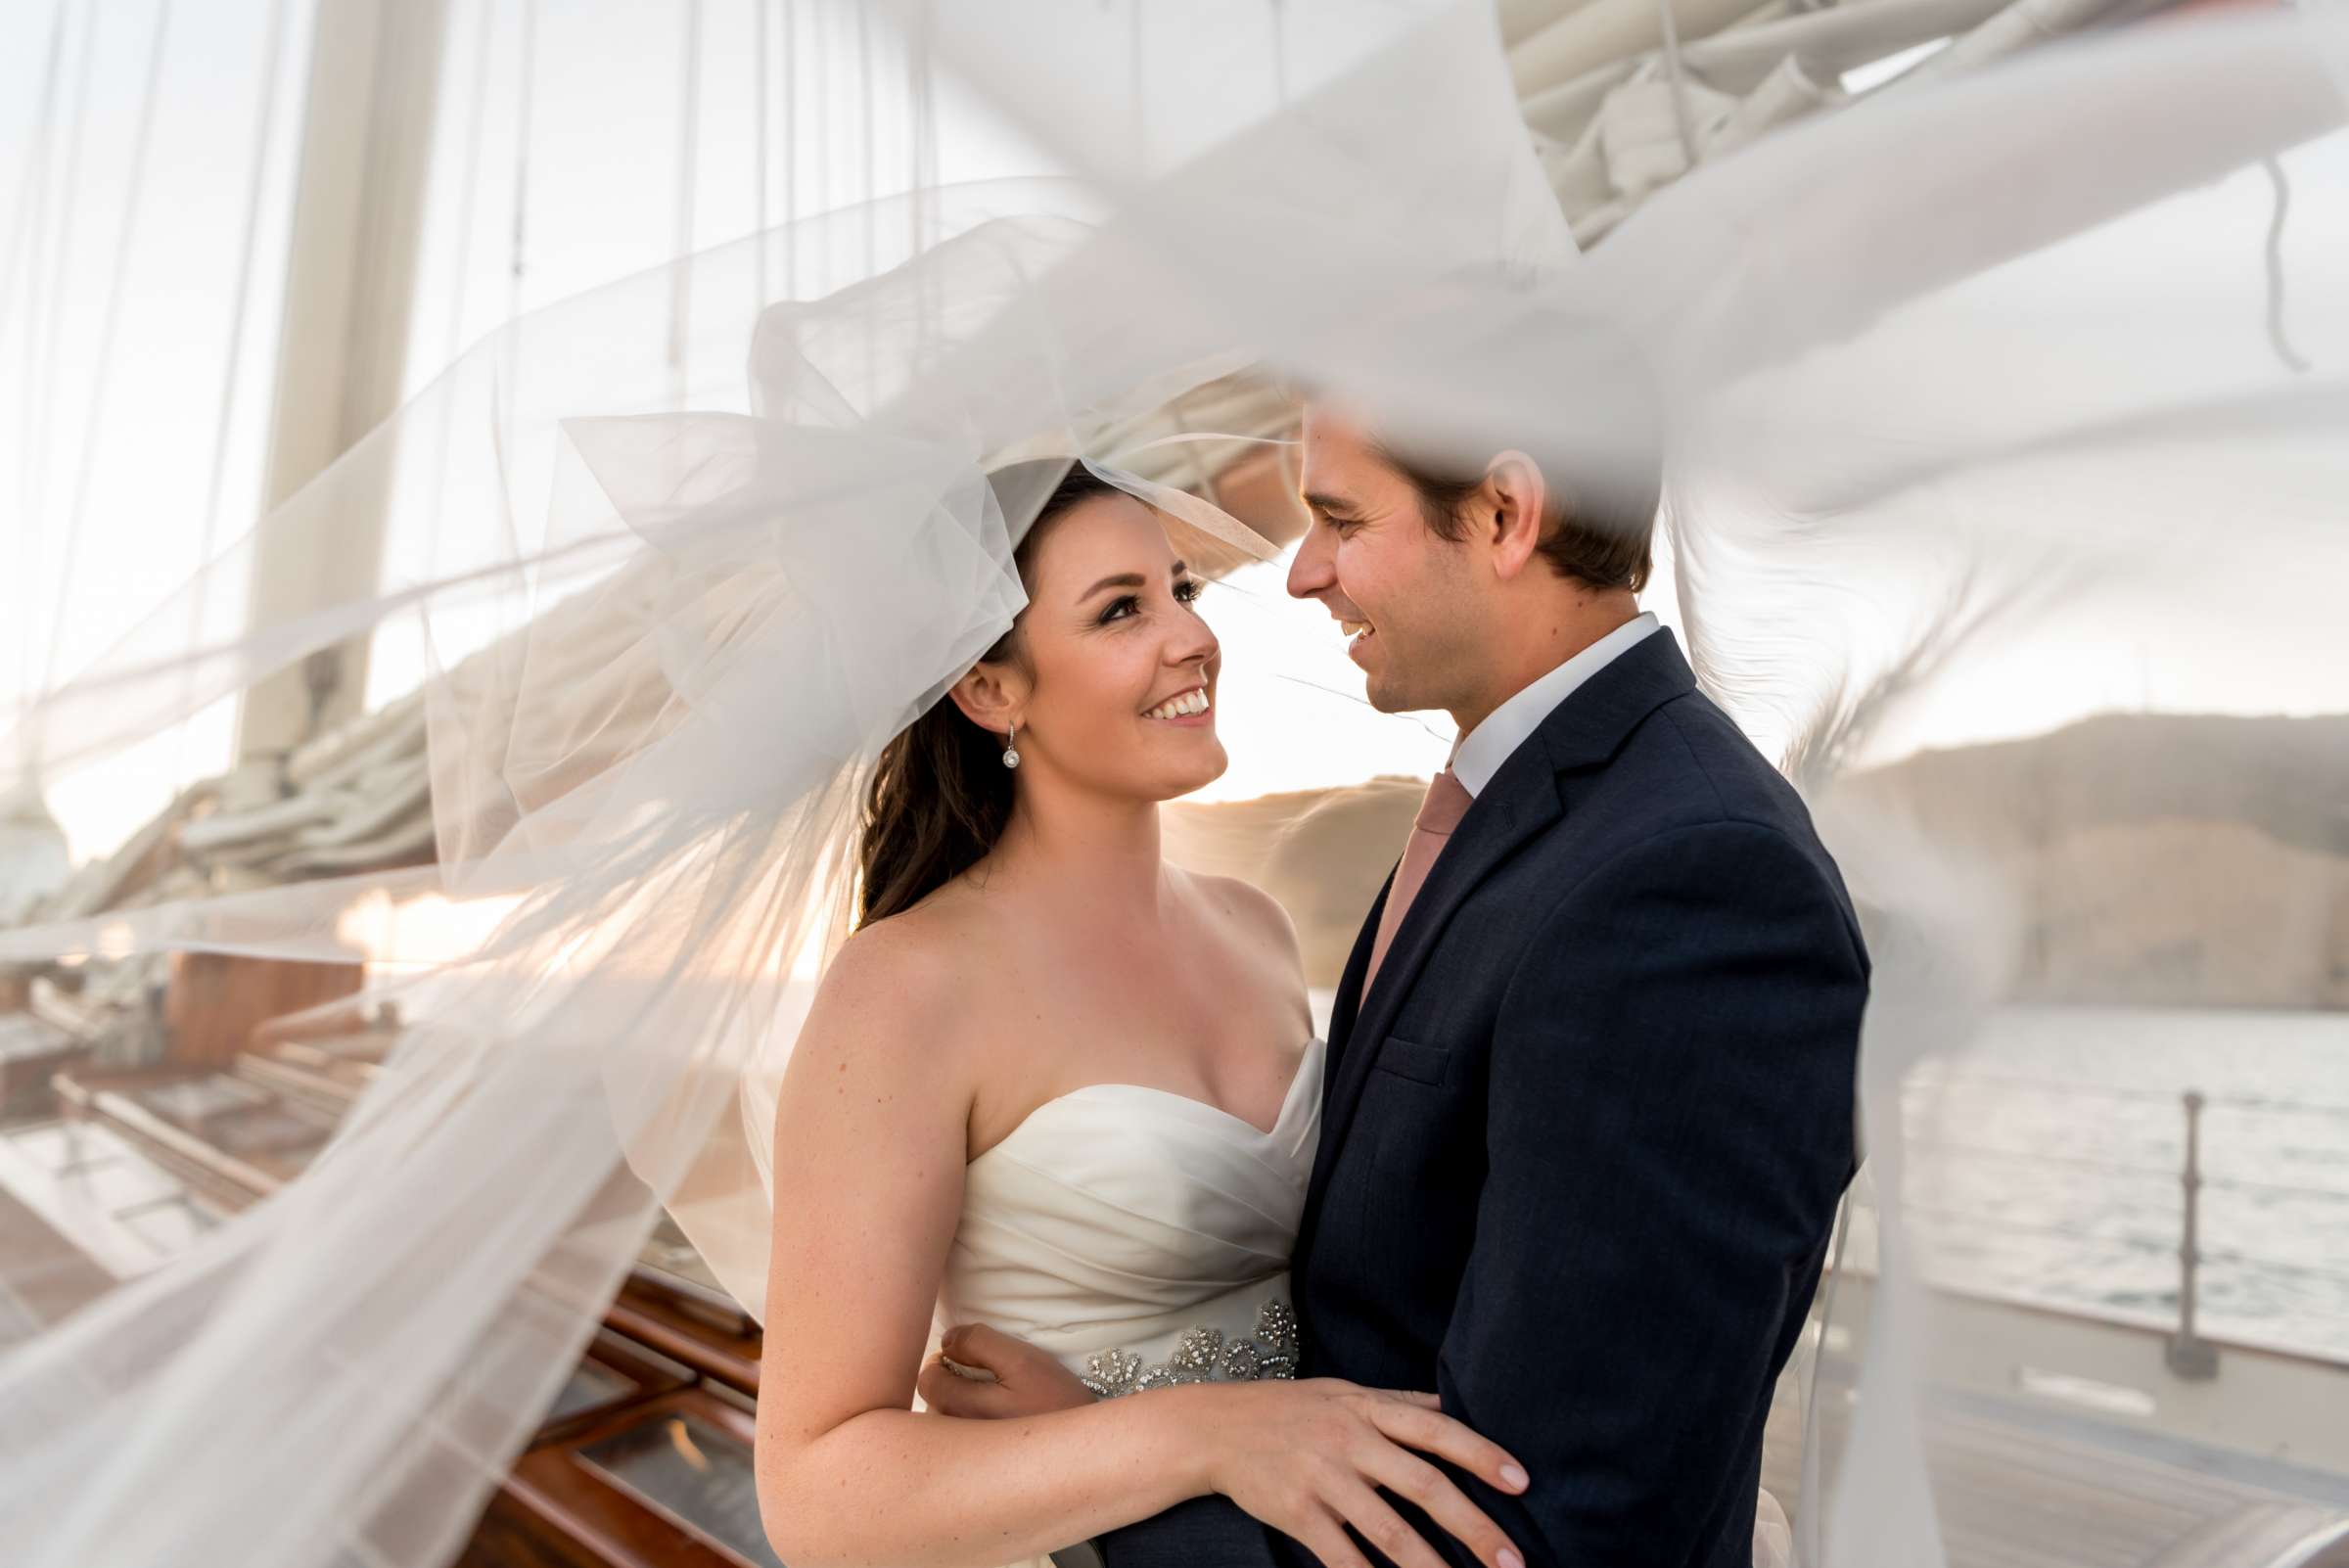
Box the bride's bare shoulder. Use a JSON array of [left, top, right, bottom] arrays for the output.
[[800, 893, 993, 1062], [776, 903, 991, 1164]]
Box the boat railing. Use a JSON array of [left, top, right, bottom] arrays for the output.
[[1882, 1078, 2349, 1380]]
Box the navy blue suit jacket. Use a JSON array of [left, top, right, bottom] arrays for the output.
[[1097, 628, 1865, 1568]]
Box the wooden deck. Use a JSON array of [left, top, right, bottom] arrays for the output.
[[0, 1179, 115, 1350], [1763, 1379, 2349, 1567]]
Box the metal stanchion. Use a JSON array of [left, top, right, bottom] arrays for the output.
[[2167, 1090, 2219, 1381]]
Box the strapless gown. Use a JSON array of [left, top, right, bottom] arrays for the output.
[[927, 1034, 1788, 1568], [934, 1036, 1326, 1568]]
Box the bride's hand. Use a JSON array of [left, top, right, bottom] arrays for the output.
[[916, 1322, 1097, 1419], [1189, 1379, 1529, 1568]]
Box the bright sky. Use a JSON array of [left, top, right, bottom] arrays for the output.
[[4, 2, 2344, 866], [2, 0, 1063, 861]]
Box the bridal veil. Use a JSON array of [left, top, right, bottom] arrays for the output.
[[2, 4, 2345, 1565]]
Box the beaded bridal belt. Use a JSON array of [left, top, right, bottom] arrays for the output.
[[1077, 1298, 1300, 1399]]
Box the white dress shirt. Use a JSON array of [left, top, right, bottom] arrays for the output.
[[1449, 611, 1660, 799]]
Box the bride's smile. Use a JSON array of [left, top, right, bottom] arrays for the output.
[[1141, 683, 1213, 724]]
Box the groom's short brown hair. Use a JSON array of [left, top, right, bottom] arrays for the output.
[[1372, 434, 1657, 593], [1293, 275, 1665, 594]]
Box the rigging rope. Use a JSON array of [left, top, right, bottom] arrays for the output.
[[48, 0, 180, 695]]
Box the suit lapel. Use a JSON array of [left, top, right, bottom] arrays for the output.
[[1296, 630, 1701, 1268], [1301, 758, 1561, 1238], [1324, 867, 1392, 1067]]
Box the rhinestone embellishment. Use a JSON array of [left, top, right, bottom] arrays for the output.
[[1077, 1298, 1299, 1400]]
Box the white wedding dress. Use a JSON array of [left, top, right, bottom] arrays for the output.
[[936, 1035, 1326, 1568], [940, 1034, 1327, 1401], [931, 1030, 1791, 1568]]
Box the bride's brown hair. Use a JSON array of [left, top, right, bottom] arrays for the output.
[[855, 462, 1123, 927]]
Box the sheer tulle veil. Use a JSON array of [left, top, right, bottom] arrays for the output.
[[2, 4, 2345, 1566]]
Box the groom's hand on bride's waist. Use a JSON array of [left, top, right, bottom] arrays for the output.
[[918, 1321, 1099, 1419]]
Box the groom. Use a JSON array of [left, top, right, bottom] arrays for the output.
[[1100, 403, 1866, 1568]]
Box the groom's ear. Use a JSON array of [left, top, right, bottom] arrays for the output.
[[1481, 449, 1551, 581], [947, 659, 1026, 735]]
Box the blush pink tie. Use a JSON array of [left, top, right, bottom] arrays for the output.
[[1360, 766, 1473, 999]]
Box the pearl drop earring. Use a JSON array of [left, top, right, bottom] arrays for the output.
[[1002, 722, 1021, 769]]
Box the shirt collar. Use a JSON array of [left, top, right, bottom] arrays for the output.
[[1450, 612, 1661, 799]]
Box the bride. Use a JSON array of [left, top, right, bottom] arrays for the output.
[[751, 461, 1788, 1568], [752, 460, 1529, 1568]]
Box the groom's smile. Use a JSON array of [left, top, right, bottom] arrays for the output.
[[1287, 402, 1483, 717]]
